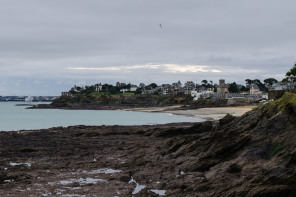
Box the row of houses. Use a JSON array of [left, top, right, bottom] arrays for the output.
[[62, 79, 261, 98], [62, 80, 296, 103], [0, 96, 58, 102], [194, 80, 296, 102]]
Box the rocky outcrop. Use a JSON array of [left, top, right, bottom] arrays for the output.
[[161, 92, 296, 196], [29, 94, 178, 110], [1, 92, 296, 196]]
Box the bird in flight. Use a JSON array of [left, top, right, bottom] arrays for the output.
[[159, 24, 162, 28]]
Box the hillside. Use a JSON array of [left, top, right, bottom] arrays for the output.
[[32, 93, 189, 110]]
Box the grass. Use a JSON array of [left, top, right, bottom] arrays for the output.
[[270, 145, 283, 155], [264, 92, 296, 112]]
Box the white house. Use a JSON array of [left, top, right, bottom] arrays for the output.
[[130, 85, 138, 92], [120, 89, 130, 93], [250, 85, 262, 94]]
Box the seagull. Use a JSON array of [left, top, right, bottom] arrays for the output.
[[159, 24, 162, 28]]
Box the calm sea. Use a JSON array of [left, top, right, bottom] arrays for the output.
[[0, 102, 203, 131]]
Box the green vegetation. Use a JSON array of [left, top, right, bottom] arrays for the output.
[[283, 63, 296, 83], [228, 82, 239, 93], [90, 92, 134, 97], [263, 92, 296, 112], [245, 79, 267, 91], [270, 145, 283, 155], [201, 79, 214, 89], [264, 78, 278, 86]]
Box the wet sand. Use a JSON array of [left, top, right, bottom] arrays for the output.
[[166, 106, 256, 120], [127, 106, 256, 120]]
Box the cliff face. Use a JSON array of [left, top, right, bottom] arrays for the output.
[[1, 93, 296, 196], [162, 92, 296, 196]]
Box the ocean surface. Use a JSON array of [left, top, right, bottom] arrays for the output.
[[0, 102, 203, 131]]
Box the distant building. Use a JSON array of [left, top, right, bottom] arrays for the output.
[[172, 80, 182, 87], [120, 89, 130, 93], [116, 82, 127, 87], [269, 82, 295, 91], [61, 92, 72, 97], [130, 85, 138, 92], [161, 84, 173, 95], [184, 81, 196, 95], [139, 83, 146, 89], [250, 85, 262, 94], [217, 79, 228, 95], [268, 82, 296, 100], [95, 83, 103, 92]]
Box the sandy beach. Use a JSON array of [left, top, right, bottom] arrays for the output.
[[127, 106, 256, 120]]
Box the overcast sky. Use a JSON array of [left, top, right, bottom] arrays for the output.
[[1, 0, 296, 95]]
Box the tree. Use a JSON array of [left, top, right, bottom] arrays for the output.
[[252, 79, 267, 92], [240, 85, 249, 92], [135, 88, 142, 94], [228, 82, 239, 93], [245, 79, 267, 92], [201, 80, 208, 86], [146, 83, 157, 90], [149, 83, 158, 89], [109, 87, 118, 94], [283, 63, 296, 82], [201, 79, 213, 88], [245, 79, 252, 87], [264, 78, 278, 86]]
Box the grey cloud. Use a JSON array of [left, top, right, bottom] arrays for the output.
[[0, 0, 295, 95]]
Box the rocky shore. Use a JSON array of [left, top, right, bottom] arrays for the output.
[[1, 92, 296, 196]]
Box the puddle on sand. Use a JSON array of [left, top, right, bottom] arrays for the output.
[[10, 162, 31, 167], [150, 189, 166, 196], [86, 168, 122, 174], [59, 178, 106, 185], [129, 177, 146, 195]]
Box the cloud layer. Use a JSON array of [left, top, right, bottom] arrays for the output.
[[0, 0, 295, 95]]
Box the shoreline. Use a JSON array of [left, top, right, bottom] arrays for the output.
[[27, 102, 256, 122], [125, 105, 256, 120]]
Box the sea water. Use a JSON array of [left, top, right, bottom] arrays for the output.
[[0, 102, 203, 131]]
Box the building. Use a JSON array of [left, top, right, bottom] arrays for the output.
[[95, 83, 103, 92], [120, 89, 130, 93], [269, 82, 295, 91], [139, 83, 146, 89], [130, 85, 138, 92], [184, 81, 196, 95], [268, 82, 296, 100], [116, 82, 127, 87], [250, 85, 262, 94], [217, 79, 228, 95], [61, 92, 72, 97], [172, 80, 182, 87]]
